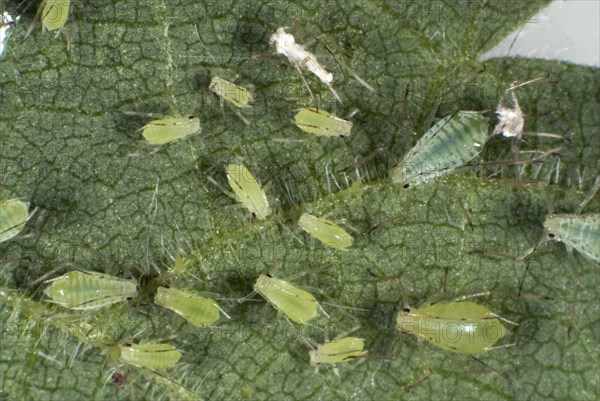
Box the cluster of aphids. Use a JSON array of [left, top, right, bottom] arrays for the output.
[[2, 0, 600, 389]]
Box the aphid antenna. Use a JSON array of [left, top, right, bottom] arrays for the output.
[[565, 251, 587, 338], [575, 175, 600, 214], [315, 35, 382, 97], [206, 174, 236, 200], [121, 110, 168, 119], [506, 73, 555, 92], [422, 67, 486, 133], [144, 177, 160, 273], [455, 289, 550, 304], [27, 262, 74, 289]]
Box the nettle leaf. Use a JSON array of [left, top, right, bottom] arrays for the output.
[[1, 1, 598, 400]]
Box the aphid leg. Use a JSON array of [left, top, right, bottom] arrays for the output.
[[421, 267, 449, 307], [368, 192, 412, 234], [434, 185, 473, 231], [405, 368, 431, 391], [469, 355, 509, 380], [366, 269, 410, 309], [206, 175, 237, 201], [338, 147, 388, 173]]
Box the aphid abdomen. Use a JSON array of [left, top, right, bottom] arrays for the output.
[[544, 214, 600, 263], [392, 112, 489, 187], [396, 302, 507, 355]]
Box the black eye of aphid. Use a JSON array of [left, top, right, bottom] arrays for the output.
[[548, 233, 556, 238], [403, 183, 410, 189], [403, 307, 411, 313]]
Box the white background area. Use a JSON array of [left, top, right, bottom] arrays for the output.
[[479, 0, 600, 68]]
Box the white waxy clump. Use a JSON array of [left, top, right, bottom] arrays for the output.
[[270, 27, 333, 85]]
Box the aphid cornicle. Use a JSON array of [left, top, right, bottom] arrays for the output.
[[309, 337, 365, 365], [298, 213, 354, 250], [140, 116, 201, 145], [253, 274, 319, 324], [391, 111, 489, 188], [209, 76, 253, 108], [226, 163, 271, 220], [43, 271, 137, 310], [293, 108, 353, 137], [397, 301, 509, 355], [0, 199, 32, 243], [110, 342, 182, 370], [40, 0, 71, 32], [154, 286, 221, 328], [543, 214, 600, 263]]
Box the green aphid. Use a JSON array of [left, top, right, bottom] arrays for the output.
[[40, 0, 71, 32], [209, 76, 253, 108], [309, 337, 365, 365], [140, 116, 201, 145], [44, 271, 137, 310], [0, 199, 32, 243], [154, 286, 221, 328], [298, 213, 354, 250], [226, 163, 271, 220], [391, 111, 489, 188], [543, 214, 600, 263], [110, 342, 182, 370], [397, 301, 509, 355], [293, 108, 353, 137], [253, 274, 319, 324]]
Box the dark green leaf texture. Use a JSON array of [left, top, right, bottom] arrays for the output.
[[1, 1, 599, 400]]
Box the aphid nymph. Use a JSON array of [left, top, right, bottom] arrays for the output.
[[293, 108, 353, 138], [253, 273, 319, 324], [44, 271, 137, 310]]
